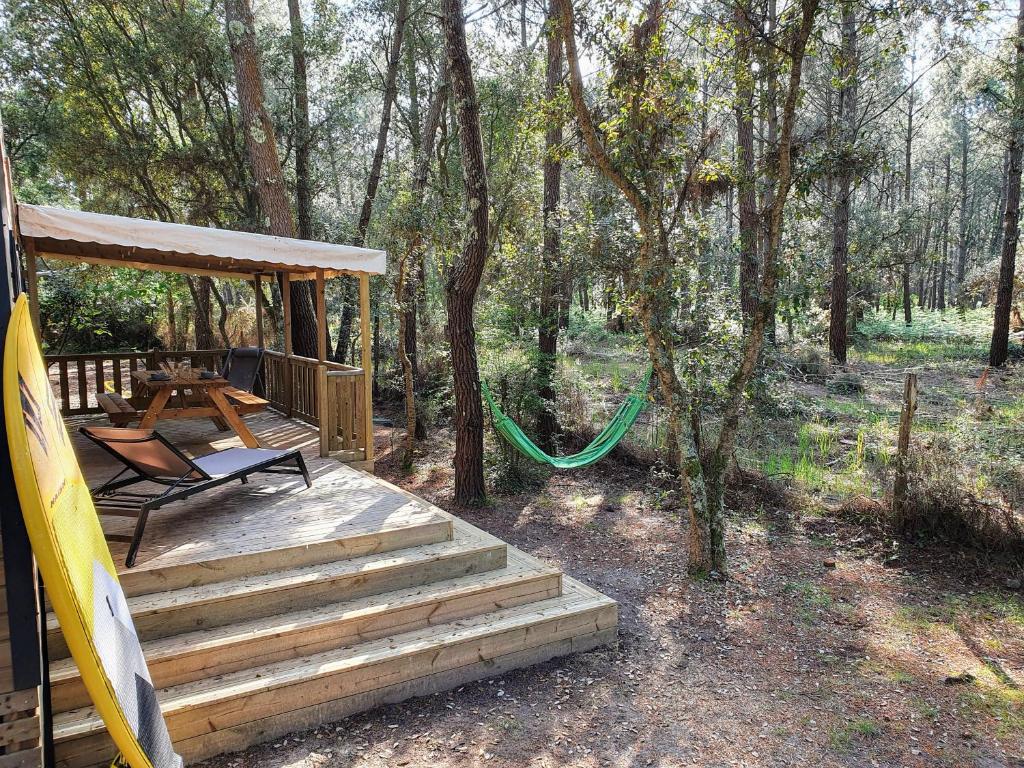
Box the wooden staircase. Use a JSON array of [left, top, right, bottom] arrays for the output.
[[49, 510, 617, 766]]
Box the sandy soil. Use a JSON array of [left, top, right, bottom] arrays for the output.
[[195, 421, 1024, 768]]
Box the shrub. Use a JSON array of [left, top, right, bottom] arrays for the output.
[[894, 441, 1024, 555], [828, 371, 866, 395], [791, 345, 829, 378], [479, 345, 548, 493]]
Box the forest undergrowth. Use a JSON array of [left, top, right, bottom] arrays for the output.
[[199, 308, 1024, 768]]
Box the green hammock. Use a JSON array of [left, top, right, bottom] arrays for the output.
[[480, 366, 653, 469]]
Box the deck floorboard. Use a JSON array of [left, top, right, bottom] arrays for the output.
[[70, 411, 432, 577]]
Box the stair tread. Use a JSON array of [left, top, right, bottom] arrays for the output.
[[53, 579, 614, 740], [49, 550, 559, 685], [47, 526, 503, 634]]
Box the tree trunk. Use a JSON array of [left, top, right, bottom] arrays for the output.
[[287, 0, 313, 240], [536, 0, 563, 451], [990, 0, 1024, 367], [939, 154, 950, 310], [396, 249, 416, 468], [210, 278, 231, 347], [734, 1, 758, 327], [185, 276, 215, 349], [335, 0, 409, 362], [709, 0, 821, 573], [991, 150, 1008, 256], [902, 52, 915, 326], [829, 3, 857, 364], [166, 283, 178, 349], [956, 113, 970, 292], [443, 0, 489, 505], [355, 0, 408, 243], [225, 0, 318, 357], [415, 70, 448, 440]]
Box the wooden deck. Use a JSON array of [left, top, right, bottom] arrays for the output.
[[74, 411, 420, 586], [53, 411, 617, 766]]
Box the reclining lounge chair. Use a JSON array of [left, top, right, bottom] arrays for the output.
[[81, 425, 311, 567]]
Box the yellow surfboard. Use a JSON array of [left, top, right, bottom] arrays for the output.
[[4, 294, 181, 768]]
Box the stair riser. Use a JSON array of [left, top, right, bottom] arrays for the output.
[[50, 571, 562, 713], [54, 603, 616, 767], [117, 517, 453, 598], [48, 545, 506, 660]]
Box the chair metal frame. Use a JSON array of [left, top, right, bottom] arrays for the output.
[[81, 427, 311, 567], [221, 346, 266, 394]]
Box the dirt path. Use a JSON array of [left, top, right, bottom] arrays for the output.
[[196, 424, 1024, 768]]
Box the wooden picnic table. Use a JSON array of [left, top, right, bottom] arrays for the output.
[[129, 369, 261, 448]]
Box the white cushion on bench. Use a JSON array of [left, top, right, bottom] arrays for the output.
[[192, 447, 295, 478]]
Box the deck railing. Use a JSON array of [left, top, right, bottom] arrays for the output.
[[46, 348, 369, 462], [44, 350, 228, 414]]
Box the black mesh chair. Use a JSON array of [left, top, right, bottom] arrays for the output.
[[82, 425, 310, 567], [221, 347, 265, 393]]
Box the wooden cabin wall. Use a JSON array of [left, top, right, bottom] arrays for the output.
[[0, 109, 44, 767], [0, 542, 42, 765]]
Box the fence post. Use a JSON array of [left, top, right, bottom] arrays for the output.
[[893, 371, 918, 524], [317, 364, 329, 458]]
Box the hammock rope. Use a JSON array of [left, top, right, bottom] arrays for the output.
[[480, 366, 654, 469]]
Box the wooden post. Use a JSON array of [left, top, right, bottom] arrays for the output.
[[892, 372, 918, 524], [281, 271, 293, 416], [24, 238, 40, 337], [315, 269, 327, 363], [315, 269, 328, 449], [359, 272, 374, 464], [317, 364, 329, 458], [253, 273, 264, 349]]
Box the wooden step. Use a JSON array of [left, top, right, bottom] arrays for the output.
[[48, 531, 506, 660], [53, 578, 616, 767], [113, 509, 453, 598], [49, 554, 562, 712]]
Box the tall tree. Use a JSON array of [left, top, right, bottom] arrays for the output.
[[558, 0, 820, 573], [335, 0, 410, 362], [955, 109, 971, 293], [442, 0, 489, 505], [225, 0, 318, 357], [287, 0, 313, 241], [537, 0, 563, 450], [396, 69, 447, 466], [902, 51, 915, 326], [939, 153, 950, 310], [734, 2, 759, 328], [185, 276, 215, 349], [829, 2, 858, 363], [990, 0, 1024, 367]]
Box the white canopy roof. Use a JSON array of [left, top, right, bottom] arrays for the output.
[[18, 204, 386, 278]]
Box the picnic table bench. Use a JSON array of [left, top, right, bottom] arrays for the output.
[[98, 372, 269, 447]]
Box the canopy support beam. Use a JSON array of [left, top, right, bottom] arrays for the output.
[[315, 269, 327, 363], [360, 273, 374, 463], [281, 271, 293, 417], [253, 274, 264, 349], [24, 238, 39, 336]]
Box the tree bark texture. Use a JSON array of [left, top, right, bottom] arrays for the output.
[[828, 2, 857, 364], [903, 54, 915, 326], [537, 0, 563, 451], [443, 0, 489, 505], [734, 2, 759, 328], [990, 0, 1024, 367], [334, 0, 409, 363], [225, 0, 318, 357], [287, 0, 313, 240]]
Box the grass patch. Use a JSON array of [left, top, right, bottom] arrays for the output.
[[829, 717, 881, 751], [783, 579, 833, 624], [960, 683, 1024, 739], [911, 696, 939, 719]]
